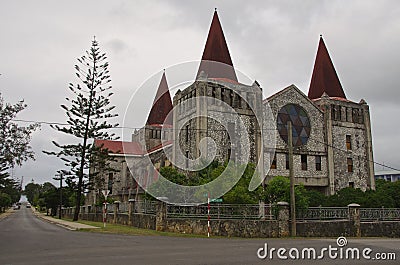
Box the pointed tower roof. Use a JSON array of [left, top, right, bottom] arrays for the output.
[[196, 10, 238, 81], [308, 36, 346, 100], [146, 71, 173, 126]]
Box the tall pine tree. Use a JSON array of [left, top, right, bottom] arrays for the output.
[[45, 37, 118, 221]]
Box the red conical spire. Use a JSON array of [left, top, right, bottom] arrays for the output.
[[146, 71, 173, 125], [196, 10, 237, 81], [308, 36, 346, 100]]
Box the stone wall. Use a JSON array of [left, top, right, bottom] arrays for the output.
[[361, 222, 400, 238], [165, 218, 279, 238], [62, 202, 400, 238], [297, 220, 355, 237]]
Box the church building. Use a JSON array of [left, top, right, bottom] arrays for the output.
[[89, 10, 375, 203]]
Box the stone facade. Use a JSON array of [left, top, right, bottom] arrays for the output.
[[173, 78, 263, 171], [265, 85, 329, 192], [314, 95, 375, 193], [172, 80, 375, 195]]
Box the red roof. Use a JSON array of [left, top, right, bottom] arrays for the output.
[[146, 72, 173, 126], [94, 139, 144, 155], [196, 10, 237, 82], [308, 36, 346, 100], [147, 140, 173, 153], [312, 96, 354, 103]]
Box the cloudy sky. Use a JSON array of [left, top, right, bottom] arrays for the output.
[[1, 0, 399, 187]]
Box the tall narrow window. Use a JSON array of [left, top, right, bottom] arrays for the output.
[[285, 154, 290, 170], [301, 154, 307, 171], [337, 106, 342, 121], [227, 148, 232, 161], [315, 155, 322, 171], [185, 151, 189, 169], [185, 124, 189, 142], [347, 158, 353, 172], [349, 182, 354, 188], [108, 173, 114, 193], [331, 105, 337, 120], [352, 108, 359, 123], [227, 122, 235, 142], [270, 154, 277, 169], [346, 135, 352, 150]]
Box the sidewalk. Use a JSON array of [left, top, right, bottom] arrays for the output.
[[0, 208, 15, 220], [32, 208, 99, 231]]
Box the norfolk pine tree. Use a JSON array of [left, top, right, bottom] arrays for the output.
[[45, 38, 118, 221]]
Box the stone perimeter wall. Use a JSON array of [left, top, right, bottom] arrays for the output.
[[62, 203, 400, 238]]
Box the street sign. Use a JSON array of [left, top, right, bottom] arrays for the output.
[[211, 198, 223, 203]]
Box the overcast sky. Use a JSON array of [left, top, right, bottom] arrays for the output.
[[1, 0, 399, 187]]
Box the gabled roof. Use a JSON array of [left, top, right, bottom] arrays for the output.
[[196, 10, 237, 82], [94, 139, 144, 155], [308, 36, 346, 100], [265, 84, 323, 114], [146, 71, 173, 126]]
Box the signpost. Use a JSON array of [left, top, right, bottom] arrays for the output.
[[101, 189, 108, 228]]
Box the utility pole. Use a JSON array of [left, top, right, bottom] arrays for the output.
[[288, 121, 296, 237], [54, 172, 63, 219]]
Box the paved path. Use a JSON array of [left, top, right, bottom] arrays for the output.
[[32, 208, 98, 230], [0, 206, 399, 265]]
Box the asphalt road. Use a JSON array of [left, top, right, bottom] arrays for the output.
[[0, 207, 399, 265]]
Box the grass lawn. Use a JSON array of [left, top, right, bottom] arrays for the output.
[[65, 218, 211, 238]]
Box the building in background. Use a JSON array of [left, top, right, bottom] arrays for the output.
[[375, 170, 400, 182]]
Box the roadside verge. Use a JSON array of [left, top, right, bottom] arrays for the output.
[[32, 208, 99, 231]]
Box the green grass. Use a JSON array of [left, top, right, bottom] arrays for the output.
[[63, 218, 212, 238]]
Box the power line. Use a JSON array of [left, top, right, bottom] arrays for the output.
[[10, 118, 400, 172]]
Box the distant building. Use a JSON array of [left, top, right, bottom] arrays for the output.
[[375, 170, 400, 182]]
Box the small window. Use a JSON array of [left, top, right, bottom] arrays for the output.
[[349, 182, 354, 188], [315, 156, 322, 171], [346, 135, 352, 150], [301, 154, 307, 171], [270, 154, 277, 169], [347, 158, 353, 173], [285, 154, 290, 170]]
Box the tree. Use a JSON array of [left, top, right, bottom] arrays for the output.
[[223, 163, 262, 204], [263, 176, 309, 211], [0, 93, 38, 204], [24, 182, 41, 204], [0, 93, 39, 173], [45, 38, 118, 221], [0, 192, 11, 212]]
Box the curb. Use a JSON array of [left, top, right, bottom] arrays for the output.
[[32, 208, 99, 231], [32, 209, 77, 231]]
